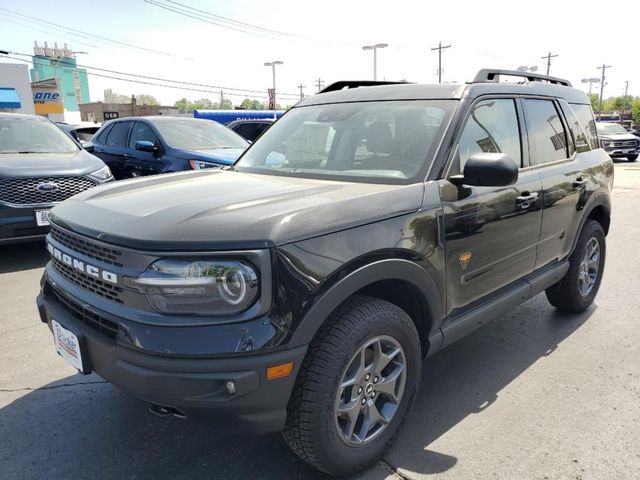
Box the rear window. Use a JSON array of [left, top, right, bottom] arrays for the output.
[[571, 104, 598, 149]]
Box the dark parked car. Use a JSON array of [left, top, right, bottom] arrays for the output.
[[56, 122, 101, 145], [0, 113, 113, 244], [226, 118, 274, 142], [90, 116, 249, 179], [596, 122, 639, 161], [37, 70, 613, 475]]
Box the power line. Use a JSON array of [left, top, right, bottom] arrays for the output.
[[5, 50, 299, 98], [296, 83, 306, 100], [0, 6, 193, 60], [3, 55, 280, 100], [0, 13, 99, 49], [143, 0, 361, 48], [596, 64, 612, 120], [315, 78, 324, 93]]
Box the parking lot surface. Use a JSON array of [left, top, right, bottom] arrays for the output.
[[1, 161, 639, 480]]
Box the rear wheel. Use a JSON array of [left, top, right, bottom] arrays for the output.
[[546, 219, 606, 312], [283, 295, 421, 476], [627, 154, 638, 162]]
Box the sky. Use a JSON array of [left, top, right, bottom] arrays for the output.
[[0, 0, 638, 107]]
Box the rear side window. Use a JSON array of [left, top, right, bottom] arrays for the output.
[[129, 122, 158, 148], [105, 121, 130, 147], [559, 101, 591, 153], [571, 104, 599, 150], [454, 98, 522, 173], [95, 123, 113, 144], [523, 99, 568, 165], [233, 123, 260, 141]]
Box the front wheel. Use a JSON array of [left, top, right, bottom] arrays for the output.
[[627, 154, 638, 162], [283, 295, 421, 476], [546, 219, 606, 312]]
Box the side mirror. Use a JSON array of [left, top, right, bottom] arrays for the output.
[[450, 152, 518, 187], [135, 140, 157, 153], [80, 140, 94, 152]]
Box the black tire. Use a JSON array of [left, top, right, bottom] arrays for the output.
[[628, 154, 638, 162], [546, 219, 606, 312], [283, 295, 421, 476]]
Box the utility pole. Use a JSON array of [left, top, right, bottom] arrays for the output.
[[296, 83, 306, 100], [541, 52, 559, 76], [597, 64, 612, 120], [431, 41, 451, 84], [622, 80, 629, 125], [219, 90, 224, 109], [315, 77, 324, 93]]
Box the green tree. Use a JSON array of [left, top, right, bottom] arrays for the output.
[[136, 94, 159, 105], [174, 97, 192, 113], [588, 93, 599, 111], [631, 98, 640, 123], [220, 99, 233, 110], [240, 98, 253, 109]]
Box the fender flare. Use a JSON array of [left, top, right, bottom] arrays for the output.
[[288, 258, 444, 348], [570, 191, 611, 255]]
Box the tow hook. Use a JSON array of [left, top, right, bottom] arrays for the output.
[[148, 403, 187, 419]]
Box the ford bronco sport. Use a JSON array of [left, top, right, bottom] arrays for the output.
[[37, 69, 613, 476]]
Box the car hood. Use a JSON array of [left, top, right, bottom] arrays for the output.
[[51, 170, 423, 250], [0, 149, 105, 178], [599, 133, 639, 141], [181, 148, 246, 165]]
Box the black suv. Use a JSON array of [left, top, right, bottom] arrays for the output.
[[36, 70, 613, 476]]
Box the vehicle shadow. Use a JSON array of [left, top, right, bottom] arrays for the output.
[[0, 240, 49, 274], [0, 295, 592, 480]]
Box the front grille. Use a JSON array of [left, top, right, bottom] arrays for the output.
[[612, 139, 638, 148], [52, 257, 124, 304], [50, 286, 119, 340], [50, 224, 123, 267], [0, 176, 97, 206]]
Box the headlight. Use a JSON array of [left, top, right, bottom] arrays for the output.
[[126, 259, 259, 315], [189, 160, 222, 170], [90, 165, 113, 180], [601, 140, 611, 147]]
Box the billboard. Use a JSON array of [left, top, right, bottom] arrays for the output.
[[32, 81, 64, 116]]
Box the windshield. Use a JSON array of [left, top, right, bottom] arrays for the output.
[[235, 100, 456, 184], [0, 116, 79, 154], [596, 123, 628, 135], [153, 118, 248, 150]]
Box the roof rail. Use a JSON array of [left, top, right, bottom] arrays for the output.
[[320, 80, 410, 94], [473, 69, 572, 87]]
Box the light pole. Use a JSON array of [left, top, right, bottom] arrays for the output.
[[362, 43, 388, 81], [264, 60, 283, 109], [581, 77, 600, 96], [517, 65, 538, 73]]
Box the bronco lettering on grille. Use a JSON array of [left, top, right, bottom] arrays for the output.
[[47, 242, 118, 284]]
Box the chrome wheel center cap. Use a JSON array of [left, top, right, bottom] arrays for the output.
[[365, 383, 374, 395]]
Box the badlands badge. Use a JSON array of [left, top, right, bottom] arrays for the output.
[[459, 252, 472, 270]]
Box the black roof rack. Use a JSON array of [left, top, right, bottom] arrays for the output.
[[320, 80, 410, 94], [473, 69, 572, 87]]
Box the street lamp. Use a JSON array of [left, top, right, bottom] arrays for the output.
[[517, 65, 538, 73], [362, 43, 388, 81], [581, 77, 600, 96], [264, 60, 283, 110]]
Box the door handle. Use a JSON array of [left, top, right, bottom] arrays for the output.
[[123, 153, 131, 159], [573, 177, 587, 189], [516, 192, 539, 209]]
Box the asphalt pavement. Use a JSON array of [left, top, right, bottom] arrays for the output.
[[1, 160, 639, 480]]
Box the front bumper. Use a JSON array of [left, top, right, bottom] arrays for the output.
[[603, 147, 639, 157], [0, 204, 49, 243], [37, 280, 307, 434]]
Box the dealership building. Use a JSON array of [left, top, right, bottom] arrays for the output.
[[0, 42, 89, 122]]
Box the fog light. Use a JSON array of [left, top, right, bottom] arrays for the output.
[[226, 381, 236, 395]]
